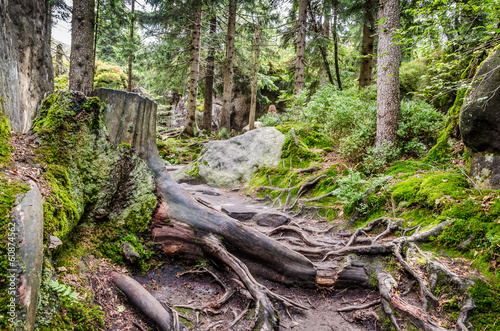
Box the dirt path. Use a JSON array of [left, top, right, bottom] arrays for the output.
[[133, 182, 380, 331]]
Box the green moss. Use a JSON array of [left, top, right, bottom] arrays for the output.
[[391, 172, 469, 208], [385, 160, 431, 177], [28, 92, 158, 328], [36, 258, 105, 330], [157, 137, 202, 164], [469, 279, 500, 329], [0, 106, 12, 168], [94, 61, 128, 90], [186, 161, 200, 178], [425, 87, 467, 164], [276, 122, 333, 149]]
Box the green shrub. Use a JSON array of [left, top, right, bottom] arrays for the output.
[[400, 58, 428, 96], [281, 85, 443, 171], [259, 113, 281, 127]]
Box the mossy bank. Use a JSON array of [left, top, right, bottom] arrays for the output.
[[1, 91, 159, 330]]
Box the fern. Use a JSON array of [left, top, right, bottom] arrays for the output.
[[47, 280, 80, 303]]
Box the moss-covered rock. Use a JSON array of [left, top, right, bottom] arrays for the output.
[[29, 91, 157, 329], [33, 91, 157, 241]]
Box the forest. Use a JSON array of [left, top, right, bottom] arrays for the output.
[[1, 0, 500, 330]]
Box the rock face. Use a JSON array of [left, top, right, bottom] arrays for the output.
[[11, 181, 44, 330], [174, 127, 285, 187], [460, 47, 500, 189], [0, 0, 54, 132], [92, 88, 158, 159]]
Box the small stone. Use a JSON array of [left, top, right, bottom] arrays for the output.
[[95, 208, 109, 219], [254, 212, 291, 227], [221, 205, 258, 221], [57, 266, 67, 272], [121, 242, 140, 262], [49, 235, 62, 250]]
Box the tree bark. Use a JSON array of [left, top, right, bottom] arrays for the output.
[[184, 4, 203, 136], [220, 0, 237, 132], [359, 0, 376, 89], [248, 24, 260, 131], [333, 1, 342, 90], [93, 0, 101, 90], [127, 0, 135, 92], [294, 0, 307, 94], [375, 0, 401, 149], [320, 0, 330, 85], [201, 15, 217, 133], [69, 0, 95, 95]]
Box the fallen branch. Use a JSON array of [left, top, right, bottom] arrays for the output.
[[111, 272, 180, 331]]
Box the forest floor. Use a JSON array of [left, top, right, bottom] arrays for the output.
[[132, 181, 379, 331]]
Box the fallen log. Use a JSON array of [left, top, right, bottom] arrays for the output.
[[111, 272, 181, 331]]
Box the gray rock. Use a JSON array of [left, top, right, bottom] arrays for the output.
[[470, 152, 500, 189], [221, 205, 258, 221], [0, 0, 54, 132], [460, 47, 500, 189], [11, 181, 44, 330], [174, 127, 285, 188], [48, 235, 62, 250], [122, 242, 140, 262], [92, 88, 158, 159], [254, 212, 291, 227]]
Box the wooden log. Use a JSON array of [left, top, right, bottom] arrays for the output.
[[111, 272, 178, 331]]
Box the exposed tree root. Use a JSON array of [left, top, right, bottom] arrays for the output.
[[200, 234, 308, 330], [175, 267, 235, 313], [335, 299, 381, 312], [266, 225, 323, 247]]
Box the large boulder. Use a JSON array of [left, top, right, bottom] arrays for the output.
[[460, 47, 500, 189], [174, 127, 285, 187], [11, 181, 44, 330], [0, 0, 54, 132]]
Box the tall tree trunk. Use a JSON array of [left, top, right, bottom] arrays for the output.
[[333, 1, 342, 90], [308, 3, 335, 87], [93, 0, 101, 90], [376, 0, 401, 149], [69, 0, 95, 95], [220, 0, 237, 132], [358, 0, 376, 89], [294, 0, 307, 94], [248, 24, 260, 131], [320, 1, 330, 85], [127, 0, 135, 92], [184, 5, 203, 136], [201, 16, 217, 133]]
